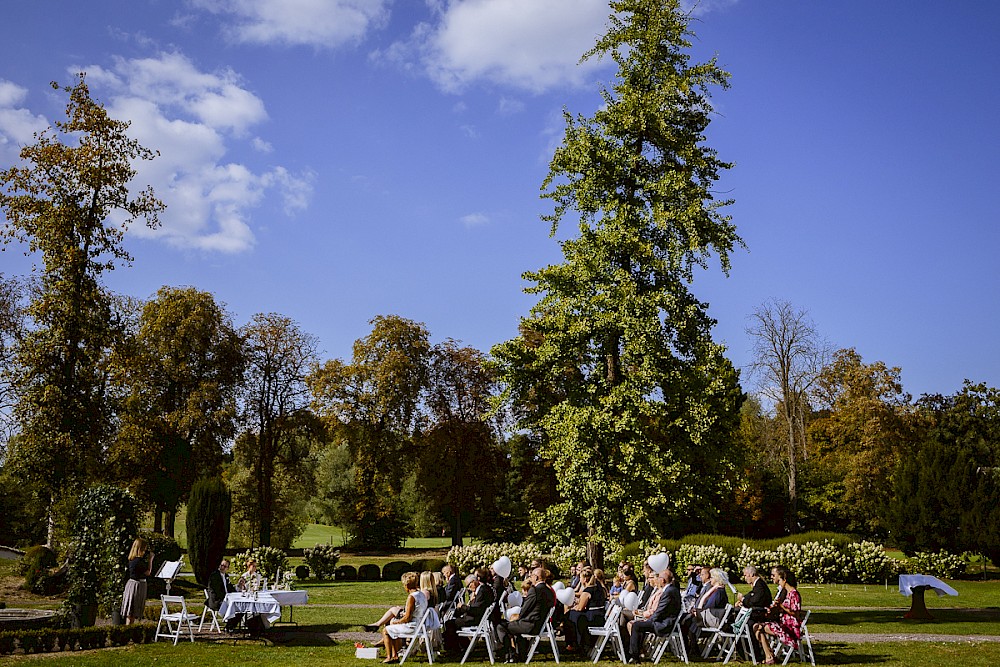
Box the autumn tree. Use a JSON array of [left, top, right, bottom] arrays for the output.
[[805, 348, 916, 537], [108, 286, 244, 537], [491, 0, 743, 565], [235, 313, 318, 547], [417, 340, 505, 546], [746, 299, 829, 532], [0, 76, 162, 543], [308, 315, 430, 548]]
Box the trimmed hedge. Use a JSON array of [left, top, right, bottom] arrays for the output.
[[358, 564, 381, 581], [336, 564, 358, 580], [381, 561, 412, 581], [411, 558, 448, 573], [0, 622, 155, 655]]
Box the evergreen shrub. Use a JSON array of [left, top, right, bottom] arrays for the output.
[[185, 478, 231, 586], [336, 564, 358, 580]]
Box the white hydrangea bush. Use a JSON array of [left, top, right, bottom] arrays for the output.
[[675, 544, 730, 573], [846, 541, 895, 583], [776, 540, 847, 583], [908, 550, 968, 579]]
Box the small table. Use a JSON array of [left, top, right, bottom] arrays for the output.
[[220, 592, 282, 628], [898, 574, 958, 619], [267, 589, 309, 624]]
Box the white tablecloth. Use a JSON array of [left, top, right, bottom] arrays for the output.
[[220, 592, 282, 625], [267, 590, 309, 607], [898, 574, 959, 598]]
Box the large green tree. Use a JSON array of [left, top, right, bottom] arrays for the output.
[[236, 313, 318, 547], [417, 340, 505, 546], [308, 315, 430, 548], [108, 286, 244, 537], [0, 76, 162, 543], [491, 0, 743, 564], [890, 382, 1000, 566], [0, 273, 25, 455]]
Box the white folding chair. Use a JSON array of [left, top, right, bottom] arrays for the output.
[[199, 589, 221, 633], [399, 605, 436, 665], [770, 610, 814, 666], [703, 606, 755, 664], [523, 607, 559, 664], [155, 595, 199, 645], [458, 602, 497, 664], [697, 603, 733, 657], [650, 615, 688, 665], [441, 588, 466, 623], [588, 604, 625, 663]]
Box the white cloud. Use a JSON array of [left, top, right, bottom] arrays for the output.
[[389, 0, 611, 93], [460, 212, 489, 227], [79, 53, 312, 253], [497, 96, 524, 115], [252, 136, 273, 153], [190, 0, 391, 48], [683, 0, 740, 17], [0, 80, 48, 162]]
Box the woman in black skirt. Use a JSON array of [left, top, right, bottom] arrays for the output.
[[121, 537, 154, 624]]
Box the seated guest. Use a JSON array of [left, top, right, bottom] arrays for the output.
[[496, 567, 555, 663], [238, 559, 262, 591], [610, 573, 625, 597], [207, 559, 233, 612], [620, 562, 639, 592], [442, 569, 495, 652], [681, 563, 703, 610], [754, 566, 802, 665], [682, 567, 729, 648], [737, 566, 772, 619], [563, 566, 607, 653], [626, 569, 680, 664], [420, 570, 439, 608], [619, 561, 655, 633], [432, 571, 447, 607], [383, 572, 429, 663], [442, 564, 463, 608]]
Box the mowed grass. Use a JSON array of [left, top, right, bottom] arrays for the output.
[[5, 639, 1000, 666]]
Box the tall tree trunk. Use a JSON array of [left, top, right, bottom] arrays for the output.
[[785, 402, 798, 533], [452, 511, 463, 547], [154, 509, 163, 534], [164, 509, 176, 538], [586, 525, 604, 570]]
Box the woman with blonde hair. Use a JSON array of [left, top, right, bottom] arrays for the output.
[[121, 537, 154, 625], [382, 571, 428, 663], [420, 570, 439, 606]]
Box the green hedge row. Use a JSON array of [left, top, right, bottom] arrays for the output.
[[0, 622, 156, 655], [332, 559, 449, 581]]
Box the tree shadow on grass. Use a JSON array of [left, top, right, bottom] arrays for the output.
[[813, 609, 1000, 627], [813, 641, 892, 664], [263, 622, 351, 646]]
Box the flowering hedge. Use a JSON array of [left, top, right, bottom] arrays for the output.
[[906, 550, 968, 579], [231, 546, 289, 583], [446, 543, 586, 576]]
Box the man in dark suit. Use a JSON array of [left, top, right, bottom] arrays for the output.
[[497, 567, 555, 663], [627, 569, 681, 663], [443, 564, 464, 607], [443, 570, 496, 652], [737, 566, 772, 615], [207, 559, 233, 612]]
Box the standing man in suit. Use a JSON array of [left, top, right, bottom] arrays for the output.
[[207, 559, 232, 611], [626, 569, 681, 664], [496, 567, 555, 663]]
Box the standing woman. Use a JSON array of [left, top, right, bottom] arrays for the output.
[[754, 566, 802, 665], [121, 537, 154, 625]]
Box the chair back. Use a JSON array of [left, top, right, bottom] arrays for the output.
[[601, 603, 621, 630], [730, 606, 753, 634], [161, 595, 187, 613]]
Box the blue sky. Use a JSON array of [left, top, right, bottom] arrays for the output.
[[1, 0, 998, 401]]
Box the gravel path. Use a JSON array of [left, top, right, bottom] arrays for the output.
[[812, 632, 1000, 643]]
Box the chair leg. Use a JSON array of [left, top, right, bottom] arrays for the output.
[[549, 632, 560, 664]]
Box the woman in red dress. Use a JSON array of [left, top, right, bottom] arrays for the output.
[[753, 566, 802, 664]]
